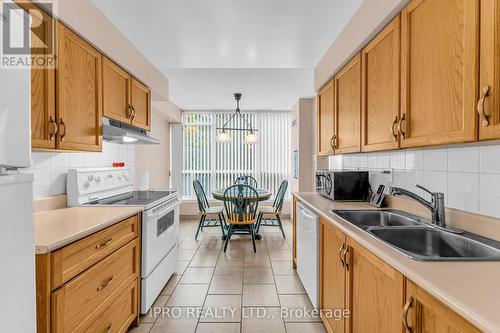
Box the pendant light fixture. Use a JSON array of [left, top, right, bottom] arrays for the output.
[[215, 93, 260, 144]]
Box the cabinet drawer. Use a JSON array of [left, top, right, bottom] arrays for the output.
[[75, 278, 138, 333], [51, 214, 139, 289], [52, 239, 139, 333]]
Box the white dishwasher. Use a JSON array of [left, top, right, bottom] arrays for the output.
[[296, 202, 320, 309]]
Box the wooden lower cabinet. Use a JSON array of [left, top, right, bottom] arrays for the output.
[[36, 214, 141, 333], [404, 280, 481, 333], [320, 219, 347, 333], [312, 212, 481, 333], [346, 238, 404, 333]]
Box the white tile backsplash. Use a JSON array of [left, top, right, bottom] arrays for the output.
[[328, 143, 500, 219], [27, 142, 135, 198]]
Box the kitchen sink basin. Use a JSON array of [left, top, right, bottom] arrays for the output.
[[331, 209, 422, 229], [368, 227, 500, 261]]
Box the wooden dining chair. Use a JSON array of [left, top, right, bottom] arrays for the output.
[[193, 180, 226, 240], [234, 175, 258, 189], [223, 184, 260, 252], [255, 180, 288, 238]]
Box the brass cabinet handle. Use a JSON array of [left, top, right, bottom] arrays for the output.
[[477, 86, 490, 127], [95, 237, 112, 250], [127, 104, 133, 119], [104, 323, 112, 333], [59, 118, 66, 141], [342, 246, 349, 271], [49, 116, 57, 141], [391, 116, 399, 141], [131, 105, 136, 120], [334, 134, 338, 149], [330, 135, 335, 150], [398, 113, 406, 139], [338, 243, 345, 267], [402, 296, 413, 333], [96, 275, 113, 292]]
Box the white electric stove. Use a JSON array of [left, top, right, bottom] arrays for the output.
[[67, 167, 179, 314]]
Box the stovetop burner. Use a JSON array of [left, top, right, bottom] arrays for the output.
[[86, 190, 177, 207]]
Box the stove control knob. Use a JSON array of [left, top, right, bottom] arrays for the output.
[[117, 175, 123, 180], [95, 176, 101, 183], [88, 174, 95, 181], [122, 174, 129, 181], [83, 181, 90, 189]]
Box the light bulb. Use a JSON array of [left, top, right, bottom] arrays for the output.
[[244, 132, 259, 144], [122, 136, 138, 143], [216, 130, 232, 143]]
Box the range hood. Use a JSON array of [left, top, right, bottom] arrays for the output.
[[102, 118, 160, 145]]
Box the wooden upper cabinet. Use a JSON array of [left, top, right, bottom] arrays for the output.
[[345, 238, 404, 333], [478, 0, 500, 140], [404, 280, 481, 333], [317, 80, 335, 156], [361, 16, 401, 152], [400, 0, 479, 148], [102, 57, 131, 124], [18, 3, 56, 150], [131, 78, 151, 131], [56, 22, 102, 152], [334, 54, 361, 154], [320, 219, 346, 333]]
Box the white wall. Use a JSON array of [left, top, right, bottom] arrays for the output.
[[135, 110, 171, 189], [329, 144, 500, 219], [27, 143, 135, 198]]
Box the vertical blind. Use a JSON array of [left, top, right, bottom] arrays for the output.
[[182, 111, 290, 199]]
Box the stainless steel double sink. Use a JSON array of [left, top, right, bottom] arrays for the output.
[[331, 209, 500, 261]]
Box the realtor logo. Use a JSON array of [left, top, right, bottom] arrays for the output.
[[1, 0, 55, 69]]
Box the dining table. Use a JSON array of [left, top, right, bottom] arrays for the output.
[[211, 187, 272, 240]]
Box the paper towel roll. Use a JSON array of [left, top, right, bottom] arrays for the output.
[[137, 170, 150, 191]]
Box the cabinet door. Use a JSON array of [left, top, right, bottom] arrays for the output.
[[345, 238, 404, 333], [102, 57, 131, 124], [404, 280, 481, 333], [478, 0, 500, 140], [400, 0, 479, 148], [320, 219, 346, 333], [131, 78, 151, 130], [317, 80, 335, 156], [20, 3, 56, 150], [335, 54, 361, 154], [361, 16, 400, 152], [56, 23, 102, 151]]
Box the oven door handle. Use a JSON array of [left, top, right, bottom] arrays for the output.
[[145, 201, 180, 219]]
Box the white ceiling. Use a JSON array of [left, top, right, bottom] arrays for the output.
[[91, 0, 362, 109]]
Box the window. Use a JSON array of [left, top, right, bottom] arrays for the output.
[[182, 111, 290, 199]]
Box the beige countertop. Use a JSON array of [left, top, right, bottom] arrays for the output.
[[34, 206, 143, 254], [294, 192, 500, 333]]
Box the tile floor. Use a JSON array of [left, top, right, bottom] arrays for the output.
[[129, 219, 326, 333]]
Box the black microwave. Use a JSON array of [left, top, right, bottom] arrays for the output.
[[315, 170, 369, 201]]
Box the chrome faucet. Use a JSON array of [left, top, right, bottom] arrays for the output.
[[389, 184, 446, 228]]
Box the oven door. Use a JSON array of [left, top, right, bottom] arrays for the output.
[[141, 200, 180, 278]]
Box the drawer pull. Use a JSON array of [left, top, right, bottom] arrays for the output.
[[95, 237, 113, 250], [402, 296, 413, 333], [104, 323, 112, 333], [97, 276, 114, 292]]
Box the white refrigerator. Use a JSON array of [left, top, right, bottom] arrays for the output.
[[0, 3, 36, 332]]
